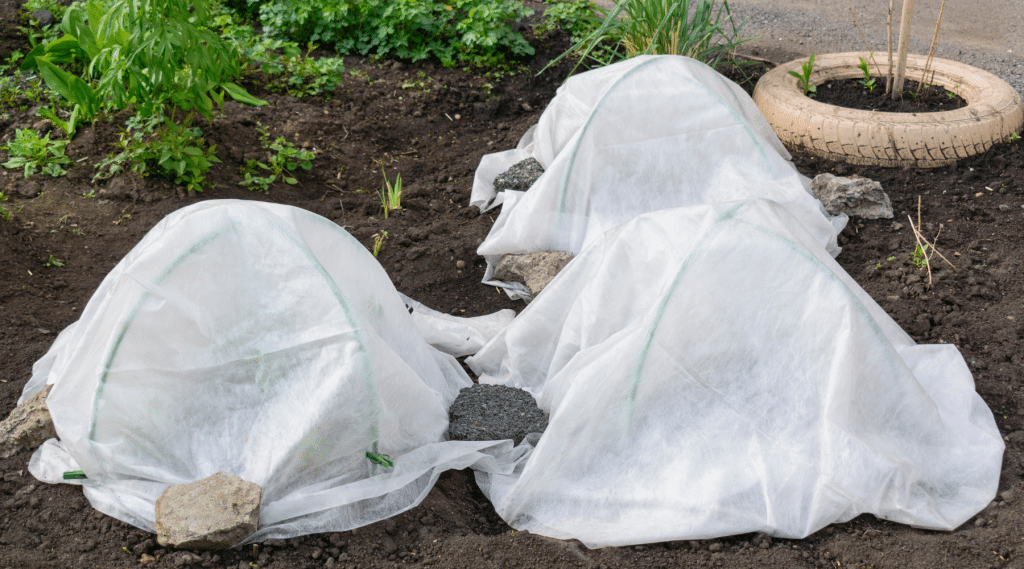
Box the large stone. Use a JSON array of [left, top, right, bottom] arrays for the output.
[[810, 173, 893, 219], [493, 251, 574, 298], [0, 385, 56, 459], [154, 472, 261, 549]]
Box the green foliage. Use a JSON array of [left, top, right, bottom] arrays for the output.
[[912, 243, 929, 269], [45, 254, 65, 267], [21, 0, 267, 123], [788, 53, 817, 97], [378, 169, 402, 218], [249, 0, 535, 68], [0, 52, 56, 111], [239, 125, 315, 191], [371, 231, 388, 258], [539, 0, 748, 78], [94, 112, 221, 192], [856, 55, 876, 92], [1010, 131, 1021, 141], [2, 128, 72, 178], [38, 104, 80, 139], [536, 1, 620, 67], [262, 43, 346, 97]]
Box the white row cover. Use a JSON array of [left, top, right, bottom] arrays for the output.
[[23, 200, 514, 542], [467, 199, 1002, 546], [470, 55, 846, 300]]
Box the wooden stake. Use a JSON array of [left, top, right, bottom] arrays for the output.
[[892, 0, 915, 99], [886, 0, 895, 95]]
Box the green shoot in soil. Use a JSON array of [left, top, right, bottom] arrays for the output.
[[912, 243, 929, 269], [45, 254, 64, 267], [788, 53, 817, 97], [2, 128, 72, 178], [1010, 132, 1021, 141], [857, 55, 876, 92], [371, 231, 388, 257], [239, 125, 315, 191], [379, 169, 402, 219]]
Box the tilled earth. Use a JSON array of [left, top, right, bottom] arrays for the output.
[[2, 4, 1024, 569]]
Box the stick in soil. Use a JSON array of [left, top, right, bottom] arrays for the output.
[[886, 0, 895, 95], [919, 0, 947, 88], [893, 0, 915, 99], [849, 0, 884, 79], [907, 195, 956, 289]]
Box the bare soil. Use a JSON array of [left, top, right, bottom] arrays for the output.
[[3, 6, 1024, 569], [815, 77, 966, 112]]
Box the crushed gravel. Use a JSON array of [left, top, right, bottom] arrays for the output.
[[448, 384, 548, 445]]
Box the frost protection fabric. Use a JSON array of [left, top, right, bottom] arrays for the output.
[[25, 200, 507, 542], [467, 199, 1002, 547], [469, 55, 846, 299]]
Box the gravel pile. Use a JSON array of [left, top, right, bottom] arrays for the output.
[[448, 384, 548, 445], [493, 158, 545, 193]]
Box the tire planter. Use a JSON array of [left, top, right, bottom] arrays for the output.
[[753, 52, 1024, 167]]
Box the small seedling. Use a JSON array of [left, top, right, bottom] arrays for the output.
[[378, 169, 402, 219], [366, 451, 394, 468], [239, 125, 315, 191], [371, 231, 388, 257], [45, 254, 64, 268], [1010, 132, 1021, 141], [856, 56, 876, 92], [912, 243, 929, 269], [788, 53, 817, 97], [81, 189, 96, 198]]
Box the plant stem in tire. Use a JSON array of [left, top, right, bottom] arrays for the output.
[[788, 53, 817, 97]]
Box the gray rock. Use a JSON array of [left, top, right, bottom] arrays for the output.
[[448, 384, 548, 445], [1000, 488, 1018, 504], [493, 158, 544, 193], [810, 173, 894, 219], [17, 181, 40, 198], [31, 9, 55, 27], [493, 251, 574, 298], [154, 472, 261, 549], [0, 385, 56, 459]]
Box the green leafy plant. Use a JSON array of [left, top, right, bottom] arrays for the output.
[[258, 42, 346, 97], [21, 0, 268, 123], [539, 0, 749, 78], [2, 128, 72, 178], [239, 125, 315, 191], [45, 254, 65, 267], [365, 450, 394, 468], [37, 104, 79, 139], [788, 53, 817, 97], [856, 55, 876, 92], [378, 169, 402, 219], [94, 111, 221, 192], [81, 189, 96, 198], [912, 242, 929, 269], [371, 230, 388, 257], [0, 190, 10, 222], [1009, 131, 1021, 141], [249, 0, 535, 69]]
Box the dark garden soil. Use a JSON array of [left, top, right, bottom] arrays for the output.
[[3, 4, 1024, 569], [815, 77, 966, 112]]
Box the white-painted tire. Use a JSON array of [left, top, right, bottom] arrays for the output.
[[753, 52, 1024, 167]]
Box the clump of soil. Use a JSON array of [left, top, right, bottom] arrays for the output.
[[815, 78, 966, 112]]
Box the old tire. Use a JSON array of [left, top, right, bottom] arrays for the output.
[[752, 52, 1024, 167]]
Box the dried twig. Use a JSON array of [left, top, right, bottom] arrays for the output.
[[886, 0, 895, 95], [920, 0, 947, 87], [849, 0, 883, 78], [906, 196, 957, 288]]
